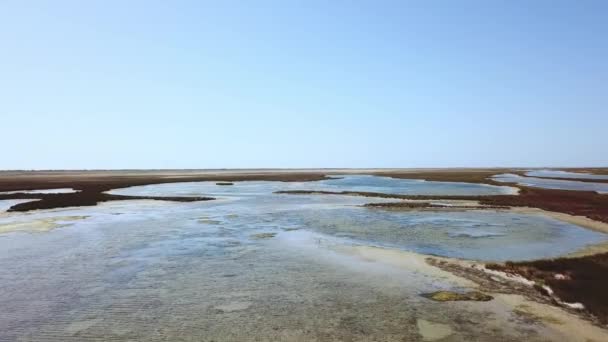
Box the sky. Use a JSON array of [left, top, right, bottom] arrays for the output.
[[1, 1, 606, 169]]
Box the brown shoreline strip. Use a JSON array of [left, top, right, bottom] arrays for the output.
[[276, 186, 608, 224], [520, 176, 608, 184], [0, 172, 330, 212], [0, 192, 215, 212], [487, 253, 608, 325]]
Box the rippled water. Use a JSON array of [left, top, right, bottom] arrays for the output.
[[493, 173, 608, 193], [0, 176, 605, 341]]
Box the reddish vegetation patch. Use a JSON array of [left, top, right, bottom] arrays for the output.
[[0, 192, 214, 211], [479, 187, 608, 224], [0, 172, 330, 212], [487, 253, 608, 324], [279, 187, 608, 224], [374, 170, 510, 186], [377, 170, 608, 224]]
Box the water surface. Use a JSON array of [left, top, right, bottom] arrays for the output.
[[109, 174, 516, 197], [1, 176, 605, 341], [493, 173, 608, 193], [526, 169, 608, 180]]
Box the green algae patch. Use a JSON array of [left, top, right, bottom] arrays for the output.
[[0, 215, 89, 234], [250, 232, 277, 239], [421, 290, 493, 302], [198, 217, 221, 225]]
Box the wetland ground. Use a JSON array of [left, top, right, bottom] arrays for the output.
[[1, 168, 608, 341]]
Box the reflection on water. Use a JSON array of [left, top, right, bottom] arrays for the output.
[[493, 173, 608, 193], [0, 176, 605, 341]]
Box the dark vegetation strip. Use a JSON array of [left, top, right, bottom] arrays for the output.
[[0, 193, 214, 212], [349, 170, 608, 224], [0, 172, 330, 211], [478, 187, 608, 224], [519, 176, 608, 184], [487, 253, 608, 325], [371, 170, 608, 324], [276, 187, 608, 224], [372, 170, 512, 186]]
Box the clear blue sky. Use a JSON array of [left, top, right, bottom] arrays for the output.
[[1, 1, 606, 169]]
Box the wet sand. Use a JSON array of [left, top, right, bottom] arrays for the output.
[[340, 245, 608, 341]]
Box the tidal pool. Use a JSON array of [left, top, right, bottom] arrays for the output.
[[0, 188, 79, 195], [0, 176, 605, 341], [493, 173, 608, 193], [525, 169, 608, 180], [107, 174, 517, 197]]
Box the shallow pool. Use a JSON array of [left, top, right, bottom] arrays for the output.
[[493, 173, 608, 193], [0, 176, 605, 341], [525, 169, 608, 180]]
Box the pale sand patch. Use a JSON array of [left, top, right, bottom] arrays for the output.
[[494, 293, 608, 342], [215, 301, 252, 312], [65, 318, 103, 335], [336, 245, 476, 287], [565, 240, 608, 257], [337, 245, 608, 341], [416, 319, 453, 341], [0, 216, 88, 234]]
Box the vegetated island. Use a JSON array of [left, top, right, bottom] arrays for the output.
[[0, 170, 329, 212]]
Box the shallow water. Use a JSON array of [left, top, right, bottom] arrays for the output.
[[0, 199, 38, 212], [0, 188, 79, 195], [526, 169, 608, 180], [108, 174, 517, 197], [493, 173, 608, 193], [0, 177, 605, 341]]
